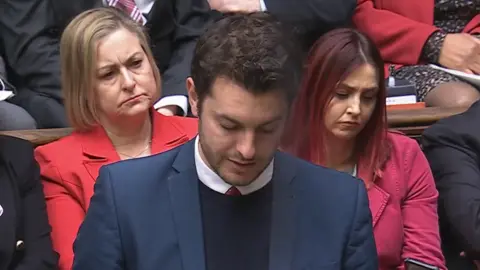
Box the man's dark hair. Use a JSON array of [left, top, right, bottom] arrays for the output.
[[190, 12, 302, 110]]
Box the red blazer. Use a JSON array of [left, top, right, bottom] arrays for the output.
[[357, 132, 446, 269], [353, 0, 480, 76], [34, 112, 198, 270]]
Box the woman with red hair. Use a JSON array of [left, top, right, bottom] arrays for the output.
[[282, 28, 446, 270]]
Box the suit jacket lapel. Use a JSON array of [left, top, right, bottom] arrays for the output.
[[167, 145, 298, 270], [150, 111, 191, 154], [269, 151, 297, 270], [367, 184, 390, 227], [168, 140, 206, 270], [79, 126, 119, 181], [357, 159, 390, 227]]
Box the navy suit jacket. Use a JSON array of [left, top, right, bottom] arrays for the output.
[[73, 140, 378, 270]]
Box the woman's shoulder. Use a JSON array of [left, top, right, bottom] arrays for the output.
[[384, 131, 430, 178], [155, 113, 198, 139], [387, 130, 421, 154], [381, 131, 424, 178], [34, 132, 84, 164], [377, 132, 430, 196], [166, 115, 198, 126]]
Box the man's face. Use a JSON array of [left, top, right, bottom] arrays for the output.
[[188, 77, 289, 186]]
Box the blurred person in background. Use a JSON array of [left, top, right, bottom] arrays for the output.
[[207, 0, 356, 51], [353, 0, 480, 108], [0, 52, 36, 131], [0, 135, 58, 270], [424, 100, 480, 269]]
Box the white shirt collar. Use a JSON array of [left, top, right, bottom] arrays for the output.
[[194, 136, 273, 195]]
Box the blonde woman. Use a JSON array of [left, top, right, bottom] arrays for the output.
[[34, 8, 198, 270]]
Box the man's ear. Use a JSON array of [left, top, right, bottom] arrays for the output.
[[186, 77, 199, 117]]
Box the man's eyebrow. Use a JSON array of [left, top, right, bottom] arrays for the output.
[[217, 113, 282, 127], [260, 116, 283, 126], [216, 114, 241, 125]]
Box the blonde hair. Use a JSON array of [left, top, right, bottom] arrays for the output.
[[60, 7, 161, 131]]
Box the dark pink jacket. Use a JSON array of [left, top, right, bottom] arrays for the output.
[[358, 132, 446, 269]]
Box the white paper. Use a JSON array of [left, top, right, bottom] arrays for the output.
[[429, 64, 480, 87], [386, 95, 417, 105], [0, 91, 14, 101]]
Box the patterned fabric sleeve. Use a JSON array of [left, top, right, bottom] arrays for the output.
[[421, 30, 448, 64]]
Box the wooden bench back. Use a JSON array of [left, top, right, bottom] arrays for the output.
[[0, 128, 72, 146], [0, 107, 468, 147], [387, 106, 467, 140]]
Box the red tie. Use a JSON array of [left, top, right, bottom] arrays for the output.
[[225, 186, 242, 196], [107, 0, 147, 25]]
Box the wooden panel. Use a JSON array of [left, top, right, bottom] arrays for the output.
[[0, 106, 468, 147], [391, 125, 430, 137], [387, 106, 467, 127], [0, 128, 73, 146]]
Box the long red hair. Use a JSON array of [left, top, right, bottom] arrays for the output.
[[282, 28, 390, 181]]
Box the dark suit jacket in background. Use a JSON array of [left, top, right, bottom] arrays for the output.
[[73, 139, 378, 270], [264, 0, 356, 50], [0, 0, 212, 128], [0, 135, 58, 270], [422, 100, 480, 270], [208, 0, 356, 52]]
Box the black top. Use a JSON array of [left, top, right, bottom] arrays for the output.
[[423, 100, 480, 269], [0, 135, 58, 270], [198, 181, 273, 270], [434, 0, 479, 33], [422, 0, 480, 63]]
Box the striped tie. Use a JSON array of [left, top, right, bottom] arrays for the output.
[[107, 0, 147, 25]]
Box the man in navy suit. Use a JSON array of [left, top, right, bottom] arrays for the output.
[[73, 12, 378, 270]]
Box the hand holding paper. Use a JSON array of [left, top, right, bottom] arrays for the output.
[[438, 33, 480, 75]]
